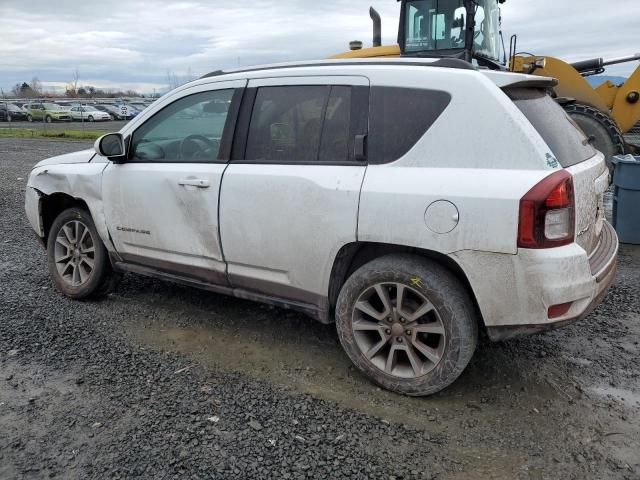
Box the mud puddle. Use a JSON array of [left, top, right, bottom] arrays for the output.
[[124, 291, 564, 430]]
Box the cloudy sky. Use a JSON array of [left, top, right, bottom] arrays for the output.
[[1, 0, 638, 94]]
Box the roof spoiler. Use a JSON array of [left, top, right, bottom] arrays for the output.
[[502, 78, 559, 89]]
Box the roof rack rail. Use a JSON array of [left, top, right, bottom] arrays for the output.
[[200, 57, 476, 79]]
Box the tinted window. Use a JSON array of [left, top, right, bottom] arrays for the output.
[[319, 86, 352, 162], [246, 86, 327, 162], [131, 89, 234, 163], [368, 87, 451, 164], [507, 88, 596, 168], [245, 85, 358, 163]]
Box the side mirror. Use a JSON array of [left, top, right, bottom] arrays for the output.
[[95, 133, 126, 161]]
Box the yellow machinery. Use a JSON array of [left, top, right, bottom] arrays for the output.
[[511, 54, 640, 159], [333, 1, 640, 160]]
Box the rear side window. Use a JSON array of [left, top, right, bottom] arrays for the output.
[[507, 88, 596, 168], [368, 87, 451, 164], [245, 85, 359, 163]]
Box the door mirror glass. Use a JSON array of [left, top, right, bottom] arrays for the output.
[[95, 133, 126, 159]]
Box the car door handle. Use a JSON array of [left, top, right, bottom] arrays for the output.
[[178, 178, 210, 188]]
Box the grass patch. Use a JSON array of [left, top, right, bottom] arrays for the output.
[[0, 128, 107, 141]]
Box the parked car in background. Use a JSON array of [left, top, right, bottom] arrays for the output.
[[129, 102, 148, 112], [98, 104, 137, 120], [0, 103, 28, 121], [69, 106, 111, 122], [94, 105, 118, 120], [115, 104, 141, 119], [27, 103, 72, 123], [24, 59, 617, 397]]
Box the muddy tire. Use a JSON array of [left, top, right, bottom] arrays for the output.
[[335, 254, 478, 396], [47, 207, 117, 299], [564, 104, 624, 171]]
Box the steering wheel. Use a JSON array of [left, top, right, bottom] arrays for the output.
[[178, 134, 218, 161]]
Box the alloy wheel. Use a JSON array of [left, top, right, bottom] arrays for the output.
[[53, 220, 96, 287], [351, 282, 446, 379]]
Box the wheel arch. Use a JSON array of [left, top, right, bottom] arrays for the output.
[[39, 192, 91, 244], [327, 242, 486, 328]]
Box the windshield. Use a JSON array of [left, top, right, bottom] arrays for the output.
[[403, 0, 501, 61]]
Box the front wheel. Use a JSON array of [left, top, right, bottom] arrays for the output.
[[6, 114, 11, 122], [47, 207, 119, 299], [335, 254, 478, 396], [27, 115, 33, 122], [45, 115, 52, 123], [88, 115, 94, 122]]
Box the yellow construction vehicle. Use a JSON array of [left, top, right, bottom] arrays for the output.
[[333, 1, 640, 161], [510, 54, 640, 160]]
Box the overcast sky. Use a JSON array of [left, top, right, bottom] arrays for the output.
[[1, 0, 638, 94]]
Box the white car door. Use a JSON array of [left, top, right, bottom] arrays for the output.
[[101, 79, 245, 284], [219, 76, 369, 307]]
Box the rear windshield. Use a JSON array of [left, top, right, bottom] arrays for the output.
[[507, 88, 596, 168]]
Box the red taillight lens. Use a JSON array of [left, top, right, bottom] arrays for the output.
[[518, 170, 575, 249], [545, 180, 572, 209]]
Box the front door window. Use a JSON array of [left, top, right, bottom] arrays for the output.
[[130, 89, 234, 163]]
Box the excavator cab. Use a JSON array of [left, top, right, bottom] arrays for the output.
[[399, 0, 504, 66]]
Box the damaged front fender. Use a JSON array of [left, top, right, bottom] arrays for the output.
[[25, 162, 116, 253]]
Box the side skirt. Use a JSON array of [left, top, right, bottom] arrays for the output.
[[113, 261, 331, 324]]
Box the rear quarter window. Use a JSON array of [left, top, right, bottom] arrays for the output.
[[506, 88, 596, 168], [368, 86, 451, 164]]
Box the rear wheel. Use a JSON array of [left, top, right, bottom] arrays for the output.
[[7, 114, 12, 122], [88, 115, 94, 122], [47, 207, 119, 299], [335, 254, 478, 396], [564, 103, 624, 171]]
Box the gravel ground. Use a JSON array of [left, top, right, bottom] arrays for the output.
[[0, 120, 129, 131], [1, 138, 639, 480]]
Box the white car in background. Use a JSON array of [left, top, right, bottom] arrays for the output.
[[69, 106, 111, 122], [24, 59, 618, 396]]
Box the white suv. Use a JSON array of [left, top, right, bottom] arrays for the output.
[[25, 59, 618, 396]]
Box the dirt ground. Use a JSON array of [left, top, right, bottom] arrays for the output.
[[1, 138, 639, 479]]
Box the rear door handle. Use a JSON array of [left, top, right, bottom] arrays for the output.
[[178, 178, 210, 188]]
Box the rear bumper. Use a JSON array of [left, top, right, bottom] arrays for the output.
[[451, 221, 619, 341], [485, 221, 618, 341]]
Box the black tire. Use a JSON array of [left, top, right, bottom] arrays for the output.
[[109, 114, 115, 121], [88, 115, 94, 122], [27, 115, 33, 122], [564, 103, 624, 171], [47, 207, 117, 299], [45, 115, 52, 123], [335, 254, 478, 396]]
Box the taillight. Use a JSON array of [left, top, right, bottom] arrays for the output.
[[518, 170, 575, 249]]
